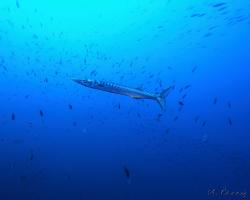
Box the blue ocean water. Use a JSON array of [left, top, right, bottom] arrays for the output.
[[0, 0, 250, 199]]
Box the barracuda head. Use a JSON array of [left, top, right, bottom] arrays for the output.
[[72, 79, 96, 87]]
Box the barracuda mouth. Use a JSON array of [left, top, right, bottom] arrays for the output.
[[72, 79, 82, 84], [72, 79, 94, 87]]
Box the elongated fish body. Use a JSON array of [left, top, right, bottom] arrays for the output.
[[72, 79, 173, 110]]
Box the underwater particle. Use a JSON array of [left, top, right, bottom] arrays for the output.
[[26, 121, 33, 128], [213, 97, 218, 105], [44, 78, 48, 83], [118, 103, 121, 109], [81, 128, 87, 133], [120, 75, 124, 80], [202, 133, 208, 143], [123, 166, 130, 179], [228, 117, 232, 126], [11, 113, 15, 120], [39, 110, 44, 117], [68, 104, 73, 110], [13, 139, 23, 144], [202, 120, 207, 127], [227, 101, 231, 109], [73, 121, 77, 126], [192, 66, 198, 73], [20, 175, 27, 182]]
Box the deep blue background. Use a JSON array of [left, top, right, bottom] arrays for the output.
[[0, 0, 249, 199]]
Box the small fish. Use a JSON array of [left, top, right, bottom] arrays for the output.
[[16, 0, 20, 8], [182, 94, 187, 99], [228, 117, 232, 126], [68, 104, 73, 110], [213, 97, 218, 105], [159, 80, 163, 88], [212, 2, 226, 8], [192, 66, 198, 73], [11, 113, 15, 120], [204, 33, 213, 37], [90, 70, 97, 76], [3, 66, 8, 71], [39, 110, 44, 117], [32, 34, 38, 39], [194, 115, 200, 123], [73, 121, 77, 126], [184, 84, 191, 90], [190, 13, 206, 18], [173, 116, 179, 121], [30, 152, 34, 160], [165, 128, 170, 134], [178, 101, 184, 106], [44, 78, 48, 83], [156, 113, 163, 122], [227, 101, 231, 109], [29, 151, 34, 161], [202, 121, 207, 127], [217, 6, 227, 11], [123, 166, 130, 179], [149, 74, 154, 79]]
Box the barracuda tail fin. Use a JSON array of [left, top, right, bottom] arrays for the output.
[[156, 86, 173, 110]]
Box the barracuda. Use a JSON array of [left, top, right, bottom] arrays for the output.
[[72, 79, 173, 110]]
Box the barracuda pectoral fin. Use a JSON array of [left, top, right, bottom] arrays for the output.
[[155, 86, 174, 110], [131, 95, 142, 99]]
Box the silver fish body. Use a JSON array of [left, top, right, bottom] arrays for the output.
[[73, 79, 173, 110]]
